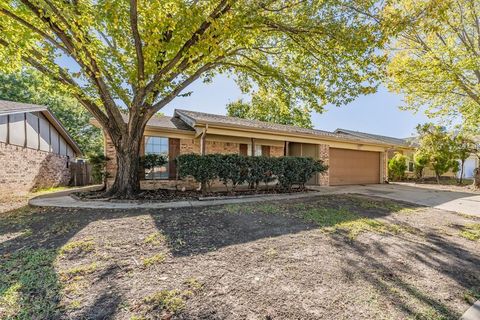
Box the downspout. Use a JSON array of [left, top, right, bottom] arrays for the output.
[[198, 125, 208, 191]]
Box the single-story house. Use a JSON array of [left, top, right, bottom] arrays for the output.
[[95, 109, 414, 190], [0, 100, 82, 194]]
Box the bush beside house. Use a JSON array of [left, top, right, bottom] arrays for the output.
[[177, 154, 327, 194]]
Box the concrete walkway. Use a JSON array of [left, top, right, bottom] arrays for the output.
[[461, 300, 480, 320], [29, 189, 335, 209], [328, 183, 480, 217], [29, 183, 480, 217]]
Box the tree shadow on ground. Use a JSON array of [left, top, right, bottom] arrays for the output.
[[0, 203, 319, 318], [0, 195, 477, 319], [331, 228, 480, 319]]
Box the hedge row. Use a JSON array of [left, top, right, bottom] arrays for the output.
[[176, 153, 327, 192]]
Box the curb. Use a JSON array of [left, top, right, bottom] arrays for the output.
[[461, 300, 480, 320], [28, 189, 333, 210]]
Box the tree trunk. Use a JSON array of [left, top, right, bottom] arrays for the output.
[[459, 160, 465, 184], [106, 135, 142, 198], [435, 171, 441, 184], [474, 168, 480, 189]]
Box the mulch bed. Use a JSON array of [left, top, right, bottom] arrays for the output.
[[74, 187, 310, 202]]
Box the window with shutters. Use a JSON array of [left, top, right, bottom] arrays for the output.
[[144, 136, 169, 179]]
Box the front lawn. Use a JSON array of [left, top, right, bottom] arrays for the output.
[[1, 195, 479, 319]]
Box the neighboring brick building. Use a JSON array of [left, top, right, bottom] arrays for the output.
[[0, 100, 81, 194], [96, 109, 413, 190]]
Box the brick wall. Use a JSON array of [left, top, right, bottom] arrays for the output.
[[318, 144, 329, 186], [0, 142, 70, 194], [104, 134, 332, 190], [270, 146, 284, 157]]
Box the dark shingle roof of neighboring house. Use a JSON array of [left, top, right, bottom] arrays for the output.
[[334, 128, 411, 147], [0, 99, 82, 155], [174, 109, 408, 147]]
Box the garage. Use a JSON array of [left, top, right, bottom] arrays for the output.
[[329, 148, 380, 185]]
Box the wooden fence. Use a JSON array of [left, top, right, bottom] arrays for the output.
[[70, 160, 93, 186]]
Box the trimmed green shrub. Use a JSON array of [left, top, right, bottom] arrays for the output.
[[217, 154, 248, 191], [388, 153, 408, 181], [177, 154, 220, 193], [177, 153, 327, 192], [276, 157, 327, 190]]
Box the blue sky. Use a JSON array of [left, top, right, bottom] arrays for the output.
[[162, 74, 431, 139]]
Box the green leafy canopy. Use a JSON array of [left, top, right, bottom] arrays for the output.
[[0, 0, 386, 119], [227, 87, 313, 128], [0, 0, 387, 195], [385, 0, 480, 131]]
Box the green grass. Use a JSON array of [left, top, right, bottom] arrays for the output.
[[60, 263, 98, 282], [32, 186, 69, 194], [463, 288, 480, 305], [0, 249, 60, 319], [143, 289, 192, 314], [142, 253, 166, 267], [303, 207, 407, 239], [459, 224, 480, 241], [143, 232, 166, 246], [59, 239, 95, 256]]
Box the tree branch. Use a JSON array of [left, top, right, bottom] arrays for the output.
[[130, 0, 145, 85]]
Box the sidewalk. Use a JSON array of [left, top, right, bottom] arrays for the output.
[[29, 188, 339, 210]]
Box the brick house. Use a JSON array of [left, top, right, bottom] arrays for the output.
[[0, 100, 82, 194], [95, 109, 413, 190]]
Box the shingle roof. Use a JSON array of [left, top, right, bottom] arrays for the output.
[[146, 114, 194, 131], [0, 100, 47, 115], [334, 128, 411, 147], [174, 109, 407, 147], [175, 109, 338, 137]]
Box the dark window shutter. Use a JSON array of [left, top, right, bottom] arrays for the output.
[[262, 145, 270, 157], [169, 138, 180, 179], [239, 143, 248, 156]]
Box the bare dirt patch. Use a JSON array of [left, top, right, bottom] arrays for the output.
[[1, 195, 479, 319]]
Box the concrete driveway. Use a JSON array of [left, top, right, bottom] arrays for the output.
[[313, 183, 480, 217]]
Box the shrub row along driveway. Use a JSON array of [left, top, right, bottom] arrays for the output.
[[1, 195, 479, 319]]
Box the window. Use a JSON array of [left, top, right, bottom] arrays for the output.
[[407, 161, 414, 172], [144, 136, 169, 179], [247, 144, 263, 156]]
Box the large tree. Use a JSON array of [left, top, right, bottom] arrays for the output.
[[227, 88, 313, 128], [386, 0, 480, 131], [0, 0, 386, 197], [0, 71, 103, 154]]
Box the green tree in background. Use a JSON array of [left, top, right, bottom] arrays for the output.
[[415, 124, 458, 184], [413, 151, 429, 180], [0, 71, 102, 155], [385, 0, 480, 131], [451, 133, 478, 184], [388, 152, 407, 181], [227, 88, 313, 128], [0, 0, 387, 197]]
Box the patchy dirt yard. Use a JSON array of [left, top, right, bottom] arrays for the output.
[[1, 194, 479, 319]]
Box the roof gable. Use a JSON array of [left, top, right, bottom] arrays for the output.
[[0, 99, 82, 155]]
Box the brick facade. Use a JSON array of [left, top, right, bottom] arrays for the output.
[[318, 144, 329, 186], [0, 142, 70, 194]]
